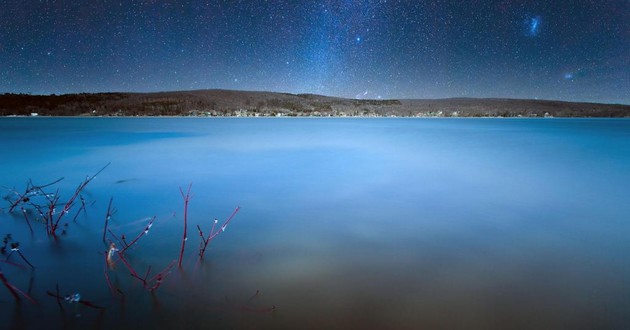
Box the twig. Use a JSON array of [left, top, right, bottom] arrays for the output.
[[146, 260, 176, 291], [116, 252, 141, 281], [20, 207, 34, 235], [4, 237, 34, 270], [198, 206, 240, 260], [77, 299, 105, 310], [115, 250, 175, 291], [17, 251, 34, 269], [102, 197, 114, 242], [71, 194, 87, 223], [0, 270, 19, 300], [50, 163, 110, 237], [107, 229, 125, 249], [7, 249, 35, 270], [45, 190, 60, 236], [0, 270, 37, 304], [46, 290, 105, 309], [29, 202, 46, 225], [6, 177, 63, 213], [246, 289, 260, 304], [118, 216, 155, 255], [196, 224, 207, 257], [103, 253, 117, 296], [143, 265, 152, 283], [178, 184, 192, 268], [0, 259, 27, 269], [223, 290, 277, 314], [54, 283, 63, 311]]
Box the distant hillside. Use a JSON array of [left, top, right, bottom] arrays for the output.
[[1, 90, 628, 117]]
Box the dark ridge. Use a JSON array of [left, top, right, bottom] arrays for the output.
[[1, 90, 628, 117]]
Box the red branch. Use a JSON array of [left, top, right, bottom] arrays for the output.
[[0, 271, 19, 300], [0, 270, 37, 304], [107, 229, 125, 248], [105, 214, 174, 292], [7, 177, 63, 213], [146, 260, 176, 291], [0, 259, 27, 269], [118, 216, 156, 255], [115, 251, 175, 292], [116, 252, 141, 281], [45, 192, 59, 236], [198, 206, 240, 260], [103, 252, 118, 296], [50, 163, 110, 237]]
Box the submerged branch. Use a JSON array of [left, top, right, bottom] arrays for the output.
[[178, 184, 192, 268], [0, 270, 37, 304], [198, 206, 240, 260]]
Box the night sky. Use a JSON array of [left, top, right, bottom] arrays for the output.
[[1, 1, 628, 104]]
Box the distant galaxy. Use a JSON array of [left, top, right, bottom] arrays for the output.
[[0, 0, 628, 104], [525, 15, 542, 37]]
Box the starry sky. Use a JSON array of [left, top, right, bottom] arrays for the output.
[[1, 1, 628, 104]]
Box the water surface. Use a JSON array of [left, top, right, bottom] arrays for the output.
[[1, 118, 629, 329]]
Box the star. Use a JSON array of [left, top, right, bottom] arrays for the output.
[[0, 1, 626, 104]]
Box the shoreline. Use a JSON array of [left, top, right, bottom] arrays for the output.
[[3, 115, 629, 119], [2, 91, 628, 118]]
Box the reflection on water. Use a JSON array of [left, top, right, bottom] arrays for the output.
[[1, 118, 630, 329]]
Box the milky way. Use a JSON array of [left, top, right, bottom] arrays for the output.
[[0, 0, 628, 104]]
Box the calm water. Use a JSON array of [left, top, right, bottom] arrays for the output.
[[1, 117, 629, 329]]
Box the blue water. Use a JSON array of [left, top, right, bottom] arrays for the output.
[[1, 118, 629, 329]]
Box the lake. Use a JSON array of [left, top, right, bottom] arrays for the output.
[[1, 117, 629, 329]]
